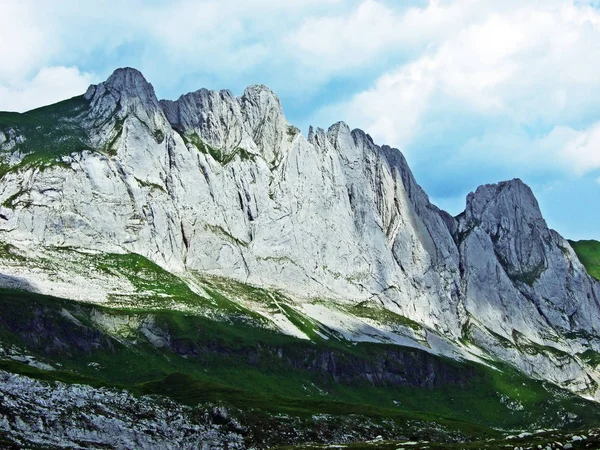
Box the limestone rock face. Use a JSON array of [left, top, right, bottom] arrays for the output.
[[0, 68, 599, 398], [459, 179, 600, 339], [160, 84, 288, 165]]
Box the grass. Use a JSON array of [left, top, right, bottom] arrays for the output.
[[0, 95, 92, 172], [187, 132, 255, 165], [94, 252, 199, 299], [578, 349, 600, 367], [102, 117, 125, 156], [345, 301, 423, 331], [0, 87, 255, 177], [287, 125, 300, 139], [1, 189, 27, 208], [509, 262, 546, 286], [569, 239, 600, 281], [0, 243, 26, 262], [0, 92, 158, 174], [0, 95, 89, 127], [1, 285, 600, 441], [279, 429, 600, 449], [134, 176, 166, 192], [0, 249, 599, 444]]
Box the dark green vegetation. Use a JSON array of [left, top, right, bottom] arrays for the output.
[[0, 96, 91, 170], [1, 283, 600, 448], [569, 239, 600, 281], [344, 301, 422, 331], [185, 132, 255, 165], [282, 429, 600, 449]]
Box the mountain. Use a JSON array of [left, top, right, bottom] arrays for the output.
[[0, 67, 600, 448]]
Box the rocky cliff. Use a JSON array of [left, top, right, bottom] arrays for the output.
[[0, 67, 599, 399]]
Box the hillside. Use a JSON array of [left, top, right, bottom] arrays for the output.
[[570, 239, 600, 281]]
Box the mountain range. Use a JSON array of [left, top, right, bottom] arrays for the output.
[[0, 67, 599, 449]]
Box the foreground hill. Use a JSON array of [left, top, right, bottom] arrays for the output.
[[1, 287, 600, 448]]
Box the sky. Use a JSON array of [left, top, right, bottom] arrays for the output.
[[1, 0, 599, 239]]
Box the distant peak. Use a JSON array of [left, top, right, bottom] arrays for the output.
[[242, 84, 279, 99], [471, 178, 533, 200], [490, 178, 526, 189], [108, 67, 147, 82], [239, 83, 285, 120], [308, 125, 315, 143], [326, 121, 352, 149], [240, 84, 283, 115], [85, 67, 157, 103], [104, 67, 154, 97], [465, 178, 543, 225], [327, 121, 350, 135], [82, 67, 163, 132]]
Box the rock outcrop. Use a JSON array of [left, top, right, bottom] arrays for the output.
[[0, 371, 245, 449]]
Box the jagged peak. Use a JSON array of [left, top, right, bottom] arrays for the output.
[[83, 70, 289, 154], [327, 121, 350, 134], [350, 128, 375, 147], [306, 126, 328, 147], [85, 67, 157, 103], [168, 87, 236, 104], [239, 84, 285, 125], [468, 178, 537, 206], [160, 87, 239, 133], [326, 121, 358, 154], [326, 121, 351, 141], [465, 178, 545, 226], [105, 67, 151, 89], [380, 144, 408, 169], [307, 125, 315, 143], [81, 67, 164, 141], [165, 84, 274, 111], [241, 84, 280, 103], [474, 178, 529, 193]]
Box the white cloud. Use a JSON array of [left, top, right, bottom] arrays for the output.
[[435, 122, 600, 178], [559, 122, 600, 175], [0, 0, 350, 103], [313, 0, 600, 180], [289, 0, 401, 72], [317, 56, 438, 147], [287, 0, 547, 82], [0, 1, 58, 84], [4, 0, 600, 176], [0, 67, 94, 112]]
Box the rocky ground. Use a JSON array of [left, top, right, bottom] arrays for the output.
[[0, 370, 245, 449], [1, 368, 599, 449]]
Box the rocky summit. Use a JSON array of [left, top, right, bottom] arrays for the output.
[[0, 67, 600, 449]]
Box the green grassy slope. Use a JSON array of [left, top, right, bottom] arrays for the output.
[[0, 287, 599, 445], [569, 239, 600, 280], [0, 96, 91, 171]]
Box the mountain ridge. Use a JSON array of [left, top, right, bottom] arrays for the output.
[[0, 67, 599, 406]]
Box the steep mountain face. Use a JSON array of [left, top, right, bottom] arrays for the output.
[[0, 67, 599, 402], [457, 181, 600, 393]]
